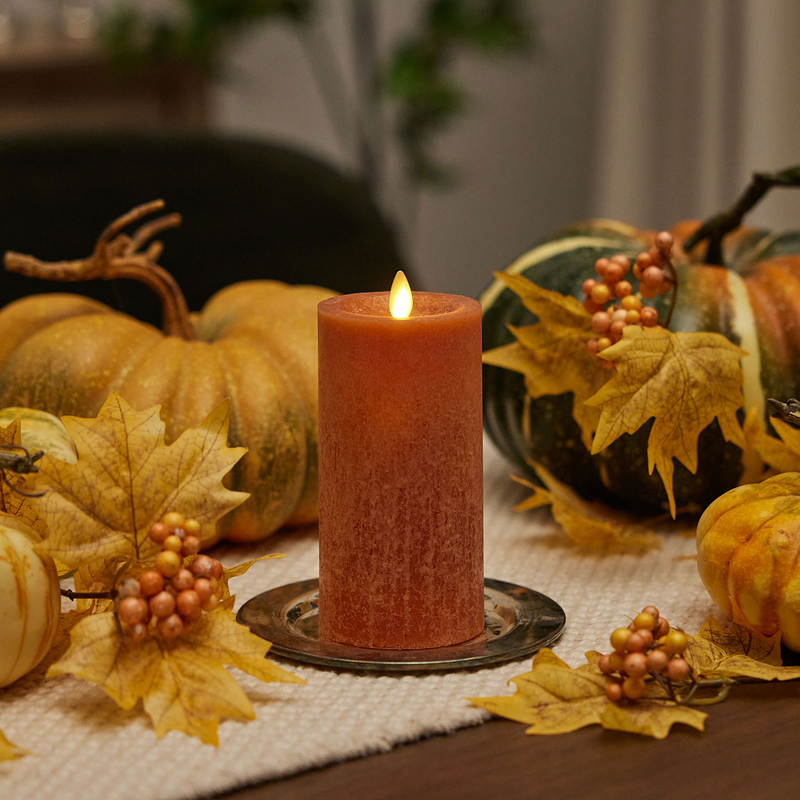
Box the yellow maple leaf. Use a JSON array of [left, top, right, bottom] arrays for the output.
[[469, 648, 706, 739], [512, 464, 661, 551], [48, 606, 304, 745], [586, 326, 747, 517], [35, 394, 249, 569], [0, 418, 44, 534], [482, 273, 608, 448], [0, 728, 30, 761], [684, 611, 800, 682], [742, 406, 800, 473]]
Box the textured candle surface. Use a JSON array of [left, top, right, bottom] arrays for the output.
[[317, 292, 484, 650]]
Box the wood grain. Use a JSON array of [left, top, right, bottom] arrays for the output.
[[217, 680, 800, 799]]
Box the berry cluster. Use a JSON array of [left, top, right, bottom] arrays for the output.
[[582, 231, 676, 365], [115, 512, 224, 644], [598, 605, 690, 702]]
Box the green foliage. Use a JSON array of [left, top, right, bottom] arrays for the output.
[[383, 0, 533, 184], [98, 0, 535, 188]]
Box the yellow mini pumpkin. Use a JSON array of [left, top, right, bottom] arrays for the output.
[[696, 473, 800, 650], [0, 514, 61, 687]]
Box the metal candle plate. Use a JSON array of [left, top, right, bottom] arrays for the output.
[[237, 577, 566, 672]]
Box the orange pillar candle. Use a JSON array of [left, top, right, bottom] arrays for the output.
[[317, 274, 484, 650]]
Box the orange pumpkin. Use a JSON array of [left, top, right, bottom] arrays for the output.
[[696, 473, 800, 650], [0, 514, 61, 687], [0, 202, 336, 542]]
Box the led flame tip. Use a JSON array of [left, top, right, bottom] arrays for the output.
[[390, 271, 413, 318]]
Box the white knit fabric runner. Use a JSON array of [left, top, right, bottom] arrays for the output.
[[0, 438, 718, 799]]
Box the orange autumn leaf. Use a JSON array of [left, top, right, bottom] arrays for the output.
[[586, 326, 747, 517], [469, 648, 707, 739], [48, 605, 304, 746], [482, 273, 608, 448], [0, 728, 30, 761], [35, 394, 249, 569], [513, 464, 661, 552]]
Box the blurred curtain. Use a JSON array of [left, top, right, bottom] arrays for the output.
[[591, 0, 800, 230]]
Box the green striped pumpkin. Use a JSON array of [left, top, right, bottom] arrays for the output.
[[481, 219, 800, 513]]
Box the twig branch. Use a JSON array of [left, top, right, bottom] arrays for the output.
[[683, 166, 800, 265]]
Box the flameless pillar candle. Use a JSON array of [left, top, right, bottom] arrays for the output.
[[317, 273, 484, 650]]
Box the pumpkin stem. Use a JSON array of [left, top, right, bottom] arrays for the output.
[[683, 166, 800, 265], [3, 200, 196, 340]]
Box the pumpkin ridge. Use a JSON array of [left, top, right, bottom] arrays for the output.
[[1, 534, 29, 684]]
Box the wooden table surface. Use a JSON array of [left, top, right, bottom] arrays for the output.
[[217, 678, 800, 800]]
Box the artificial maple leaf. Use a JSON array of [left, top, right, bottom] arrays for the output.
[[48, 605, 304, 745], [0, 728, 29, 761], [586, 326, 747, 517], [742, 406, 800, 473], [0, 418, 43, 534], [469, 648, 706, 739], [35, 394, 249, 569], [684, 612, 800, 682], [512, 464, 661, 551], [482, 273, 608, 448]]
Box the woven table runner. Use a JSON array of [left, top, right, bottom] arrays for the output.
[[0, 439, 716, 799]]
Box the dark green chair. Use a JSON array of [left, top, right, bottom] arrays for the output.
[[0, 132, 409, 328]]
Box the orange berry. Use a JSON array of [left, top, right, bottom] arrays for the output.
[[202, 594, 220, 613], [610, 627, 631, 652], [609, 320, 626, 338], [625, 309, 640, 324], [655, 231, 674, 253], [148, 522, 170, 544], [639, 283, 658, 299], [604, 263, 624, 284], [608, 651, 625, 671], [640, 306, 659, 327], [665, 630, 687, 655], [620, 294, 642, 311], [184, 519, 201, 536], [193, 578, 213, 604], [118, 597, 148, 625], [182, 535, 201, 556], [632, 263, 644, 280], [622, 676, 646, 700], [190, 555, 215, 579], [149, 590, 176, 618], [163, 511, 185, 529], [155, 550, 181, 578], [117, 578, 141, 599], [625, 632, 646, 653], [666, 657, 690, 681], [623, 652, 648, 678], [591, 284, 611, 304], [139, 570, 164, 597], [642, 605, 659, 618], [591, 311, 611, 333], [655, 618, 670, 637], [648, 246, 664, 266], [157, 613, 184, 639], [171, 569, 195, 592], [177, 589, 202, 620], [635, 252, 653, 270], [587, 339, 600, 357], [596, 336, 612, 352], [646, 648, 669, 673], [634, 612, 656, 631], [642, 266, 664, 288], [606, 682, 624, 702], [164, 535, 183, 553], [598, 654, 614, 675], [614, 280, 633, 298], [211, 559, 223, 580], [127, 622, 149, 645], [594, 257, 610, 277], [582, 278, 598, 296]]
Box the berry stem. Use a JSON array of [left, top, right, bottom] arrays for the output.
[[683, 165, 800, 265], [61, 588, 117, 601], [662, 259, 679, 331]]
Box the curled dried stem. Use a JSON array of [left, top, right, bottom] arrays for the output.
[[3, 201, 194, 340]]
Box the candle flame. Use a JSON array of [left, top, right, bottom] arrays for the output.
[[390, 271, 413, 319]]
